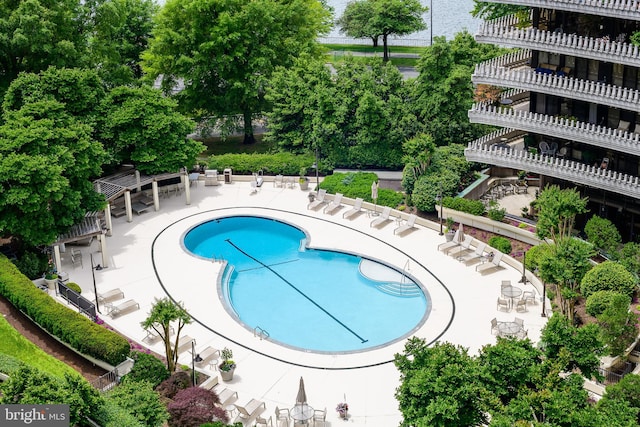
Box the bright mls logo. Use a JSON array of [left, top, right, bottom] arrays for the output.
[[1, 404, 69, 426]]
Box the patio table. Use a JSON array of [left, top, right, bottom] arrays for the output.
[[290, 404, 314, 424], [497, 321, 522, 338], [502, 285, 522, 307]]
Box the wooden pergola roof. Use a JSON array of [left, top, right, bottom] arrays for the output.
[[54, 213, 104, 245], [94, 167, 183, 202]]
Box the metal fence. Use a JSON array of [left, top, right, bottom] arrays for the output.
[[598, 361, 636, 385], [56, 281, 97, 321]]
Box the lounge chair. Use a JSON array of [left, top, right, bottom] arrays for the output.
[[447, 235, 473, 257], [394, 214, 417, 235], [107, 299, 140, 318], [459, 242, 487, 264], [98, 288, 125, 304], [195, 345, 220, 369], [176, 335, 195, 354], [137, 194, 154, 206], [143, 325, 174, 343], [476, 251, 504, 274], [437, 230, 460, 253], [213, 383, 239, 407], [370, 206, 392, 228], [234, 398, 266, 422], [132, 202, 151, 215], [323, 193, 344, 214], [307, 189, 327, 210], [343, 197, 364, 219], [250, 180, 258, 194]]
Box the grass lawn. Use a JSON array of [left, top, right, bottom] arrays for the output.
[[0, 314, 81, 378]]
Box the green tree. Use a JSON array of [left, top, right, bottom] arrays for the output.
[[619, 241, 640, 277], [124, 351, 170, 388], [0, 0, 90, 97], [0, 96, 105, 246], [143, 0, 331, 144], [600, 374, 640, 424], [471, 1, 527, 20], [337, 0, 426, 61], [581, 261, 638, 299], [141, 297, 191, 373], [533, 185, 588, 242], [401, 133, 435, 196], [584, 215, 621, 256], [97, 85, 201, 174], [167, 387, 228, 427], [394, 338, 488, 427], [108, 378, 168, 427], [595, 294, 638, 357]]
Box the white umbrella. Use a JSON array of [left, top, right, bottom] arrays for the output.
[[456, 223, 465, 258], [371, 180, 378, 201], [296, 376, 307, 405]]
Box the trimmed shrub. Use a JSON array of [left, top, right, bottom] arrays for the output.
[[0, 255, 130, 365], [487, 204, 506, 222], [619, 242, 640, 277], [524, 244, 551, 272], [66, 282, 82, 294], [13, 250, 47, 280], [442, 197, 485, 216], [318, 172, 403, 208], [125, 351, 170, 388], [155, 370, 191, 400], [488, 236, 512, 254], [585, 291, 631, 317], [108, 378, 168, 427], [581, 261, 638, 299], [206, 152, 319, 176], [585, 215, 621, 255]]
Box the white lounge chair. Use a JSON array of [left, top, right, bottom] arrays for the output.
[[307, 189, 327, 210], [250, 180, 258, 194], [459, 242, 487, 264], [213, 383, 238, 407], [446, 235, 473, 257], [176, 335, 195, 354], [476, 251, 504, 274], [437, 230, 460, 253], [107, 299, 140, 318], [324, 193, 344, 214], [235, 398, 266, 422], [98, 288, 125, 304], [195, 345, 220, 369], [394, 214, 417, 235], [370, 206, 392, 228], [343, 197, 364, 219]]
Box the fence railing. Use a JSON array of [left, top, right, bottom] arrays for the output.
[[56, 281, 97, 321], [470, 0, 640, 20]]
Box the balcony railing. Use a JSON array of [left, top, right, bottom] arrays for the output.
[[473, 59, 640, 112], [476, 15, 640, 68], [476, 0, 640, 21], [468, 102, 640, 156], [464, 142, 640, 198]]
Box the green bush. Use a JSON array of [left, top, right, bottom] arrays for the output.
[[524, 244, 550, 271], [412, 169, 459, 212], [487, 204, 506, 222], [488, 236, 512, 254], [13, 251, 47, 280], [585, 291, 631, 317], [66, 282, 82, 294], [318, 172, 403, 208], [206, 152, 321, 176], [585, 215, 621, 255], [124, 352, 170, 388], [618, 242, 640, 277], [0, 353, 26, 375], [442, 197, 485, 216], [581, 261, 638, 299], [0, 255, 130, 365]]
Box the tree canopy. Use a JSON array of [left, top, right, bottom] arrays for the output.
[[143, 0, 331, 144]]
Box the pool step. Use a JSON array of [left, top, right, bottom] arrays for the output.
[[376, 282, 422, 297]]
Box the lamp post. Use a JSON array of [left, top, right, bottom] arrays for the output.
[[430, 0, 433, 46], [438, 183, 444, 235], [518, 250, 528, 284], [191, 340, 202, 386], [314, 146, 319, 185], [541, 281, 547, 317], [90, 253, 100, 314]]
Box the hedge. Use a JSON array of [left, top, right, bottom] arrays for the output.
[[318, 172, 404, 208], [442, 196, 485, 216], [206, 152, 323, 176], [0, 255, 130, 366], [488, 236, 512, 254]]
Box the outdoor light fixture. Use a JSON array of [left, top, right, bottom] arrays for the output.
[[438, 183, 444, 236], [518, 250, 528, 284], [192, 340, 202, 386]]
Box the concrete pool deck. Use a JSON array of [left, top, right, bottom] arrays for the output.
[[57, 179, 549, 426]]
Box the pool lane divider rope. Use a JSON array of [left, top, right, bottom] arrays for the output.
[[225, 238, 368, 344]]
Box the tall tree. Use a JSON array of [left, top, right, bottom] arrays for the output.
[[143, 0, 331, 144], [534, 184, 589, 242], [97, 85, 202, 174], [141, 297, 191, 373], [0, 0, 90, 98], [337, 0, 426, 61]]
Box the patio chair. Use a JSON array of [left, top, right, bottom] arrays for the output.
[[459, 242, 487, 264], [618, 120, 631, 132], [235, 398, 266, 422], [274, 407, 290, 426], [274, 174, 284, 188], [250, 180, 259, 194], [343, 197, 364, 219], [370, 206, 392, 228], [497, 297, 510, 312], [313, 407, 327, 426], [71, 248, 83, 268], [539, 141, 553, 156], [517, 329, 529, 339], [514, 317, 525, 327], [437, 230, 460, 253], [255, 415, 273, 426], [324, 193, 344, 214], [394, 214, 417, 235], [521, 290, 537, 305], [307, 189, 327, 210], [476, 251, 504, 274], [515, 298, 528, 312], [490, 318, 499, 335]]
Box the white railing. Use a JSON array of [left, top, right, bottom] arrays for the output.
[[475, 0, 640, 21], [464, 142, 640, 198], [473, 61, 640, 112], [468, 102, 640, 155], [477, 15, 640, 67]]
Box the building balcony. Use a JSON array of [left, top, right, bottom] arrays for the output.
[[469, 102, 640, 156], [475, 0, 640, 21], [476, 15, 640, 68], [473, 55, 640, 113], [464, 142, 640, 198]]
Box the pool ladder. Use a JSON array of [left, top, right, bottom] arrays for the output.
[[254, 326, 270, 340]]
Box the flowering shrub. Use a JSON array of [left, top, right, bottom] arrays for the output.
[[336, 402, 349, 415]]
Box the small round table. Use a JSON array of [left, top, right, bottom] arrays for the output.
[[290, 404, 314, 424], [502, 286, 522, 307], [498, 321, 523, 338]]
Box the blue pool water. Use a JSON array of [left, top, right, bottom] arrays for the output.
[[183, 216, 429, 353]]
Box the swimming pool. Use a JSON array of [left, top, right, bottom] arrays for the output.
[[183, 216, 429, 353]]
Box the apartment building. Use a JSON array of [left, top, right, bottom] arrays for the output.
[[465, 0, 640, 238]]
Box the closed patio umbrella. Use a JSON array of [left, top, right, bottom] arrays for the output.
[[296, 376, 307, 405], [371, 181, 379, 214], [456, 223, 465, 258]]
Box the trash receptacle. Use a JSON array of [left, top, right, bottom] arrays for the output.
[[224, 168, 232, 184], [58, 271, 69, 284]]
